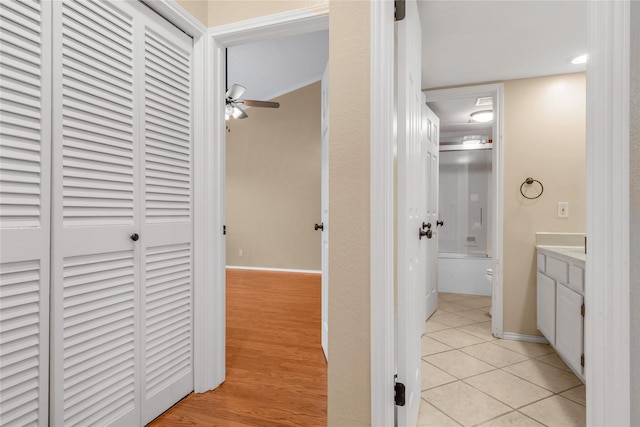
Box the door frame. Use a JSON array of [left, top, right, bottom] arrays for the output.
[[370, 2, 396, 425], [424, 84, 505, 339], [203, 5, 329, 392], [585, 1, 631, 424]]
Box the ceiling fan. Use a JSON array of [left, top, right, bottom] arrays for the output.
[[225, 84, 280, 120]]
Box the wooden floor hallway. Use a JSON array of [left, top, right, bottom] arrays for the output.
[[149, 269, 327, 426]]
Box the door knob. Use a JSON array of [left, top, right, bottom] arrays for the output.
[[419, 228, 432, 239], [422, 222, 432, 230], [130, 233, 139, 242], [314, 223, 324, 231], [437, 220, 444, 227]]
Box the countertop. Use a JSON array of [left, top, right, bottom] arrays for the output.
[[537, 245, 586, 263]]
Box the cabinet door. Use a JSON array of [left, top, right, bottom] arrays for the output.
[[536, 272, 556, 344], [0, 1, 51, 424], [556, 284, 584, 376]]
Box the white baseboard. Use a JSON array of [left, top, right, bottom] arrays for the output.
[[225, 265, 321, 275], [502, 332, 549, 344]]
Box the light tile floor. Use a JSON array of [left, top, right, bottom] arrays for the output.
[[419, 292, 586, 427]]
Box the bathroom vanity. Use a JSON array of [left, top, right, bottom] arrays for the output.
[[536, 245, 586, 383]]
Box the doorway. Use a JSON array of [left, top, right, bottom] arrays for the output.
[[425, 84, 504, 338], [223, 27, 328, 424]]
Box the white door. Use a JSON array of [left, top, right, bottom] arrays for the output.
[[396, 0, 424, 424], [0, 0, 51, 424], [423, 103, 440, 323], [50, 1, 141, 424], [139, 6, 194, 424], [320, 62, 329, 360], [49, 1, 193, 424]]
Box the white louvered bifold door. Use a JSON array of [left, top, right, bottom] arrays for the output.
[[50, 1, 141, 425], [0, 1, 51, 425], [139, 8, 193, 424], [50, 1, 194, 424]]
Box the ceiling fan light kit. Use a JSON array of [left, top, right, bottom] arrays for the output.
[[225, 83, 280, 120]]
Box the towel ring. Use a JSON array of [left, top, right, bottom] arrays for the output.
[[520, 177, 543, 200]]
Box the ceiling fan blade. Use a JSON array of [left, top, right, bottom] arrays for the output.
[[226, 84, 246, 101], [232, 106, 248, 119], [240, 100, 280, 109]]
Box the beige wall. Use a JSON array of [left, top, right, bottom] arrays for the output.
[[208, 1, 327, 27], [630, 1, 639, 423], [503, 73, 586, 335], [225, 83, 321, 271], [176, 0, 209, 25], [328, 1, 371, 425]]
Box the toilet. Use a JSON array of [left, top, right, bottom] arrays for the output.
[[486, 268, 493, 316]]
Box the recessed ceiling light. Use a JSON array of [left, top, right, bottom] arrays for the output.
[[470, 110, 493, 123], [571, 54, 587, 65]]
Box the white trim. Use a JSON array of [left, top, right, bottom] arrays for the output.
[[141, 0, 207, 36], [226, 266, 321, 275], [206, 4, 329, 397], [501, 333, 549, 344], [370, 1, 395, 425], [424, 83, 504, 339], [208, 6, 329, 46], [586, 1, 631, 425]]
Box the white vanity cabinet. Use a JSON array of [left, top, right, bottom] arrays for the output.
[[536, 247, 586, 382]]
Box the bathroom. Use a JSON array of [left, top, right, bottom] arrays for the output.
[[428, 96, 494, 299]]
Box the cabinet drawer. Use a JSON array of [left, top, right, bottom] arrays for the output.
[[569, 265, 584, 294], [545, 256, 569, 284], [537, 253, 546, 272]]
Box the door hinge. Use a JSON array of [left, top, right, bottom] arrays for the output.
[[395, 0, 406, 21], [584, 236, 587, 254], [223, 225, 226, 235], [581, 354, 585, 367], [394, 379, 406, 406], [581, 303, 585, 317]]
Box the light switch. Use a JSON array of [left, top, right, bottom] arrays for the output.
[[558, 202, 569, 218]]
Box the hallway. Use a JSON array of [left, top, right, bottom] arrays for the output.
[[419, 293, 585, 426], [149, 270, 327, 426]]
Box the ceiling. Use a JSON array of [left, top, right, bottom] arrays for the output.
[[226, 1, 587, 128], [418, 1, 587, 90], [227, 30, 329, 104]]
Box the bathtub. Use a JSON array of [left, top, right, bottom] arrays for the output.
[[437, 253, 492, 296]]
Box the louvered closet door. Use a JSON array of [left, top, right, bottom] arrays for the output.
[[139, 8, 193, 424], [50, 1, 141, 425], [0, 1, 51, 425]]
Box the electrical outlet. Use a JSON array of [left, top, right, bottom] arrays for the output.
[[558, 202, 569, 218], [239, 249, 243, 257]]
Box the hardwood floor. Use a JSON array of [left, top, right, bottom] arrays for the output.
[[148, 269, 327, 426]]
